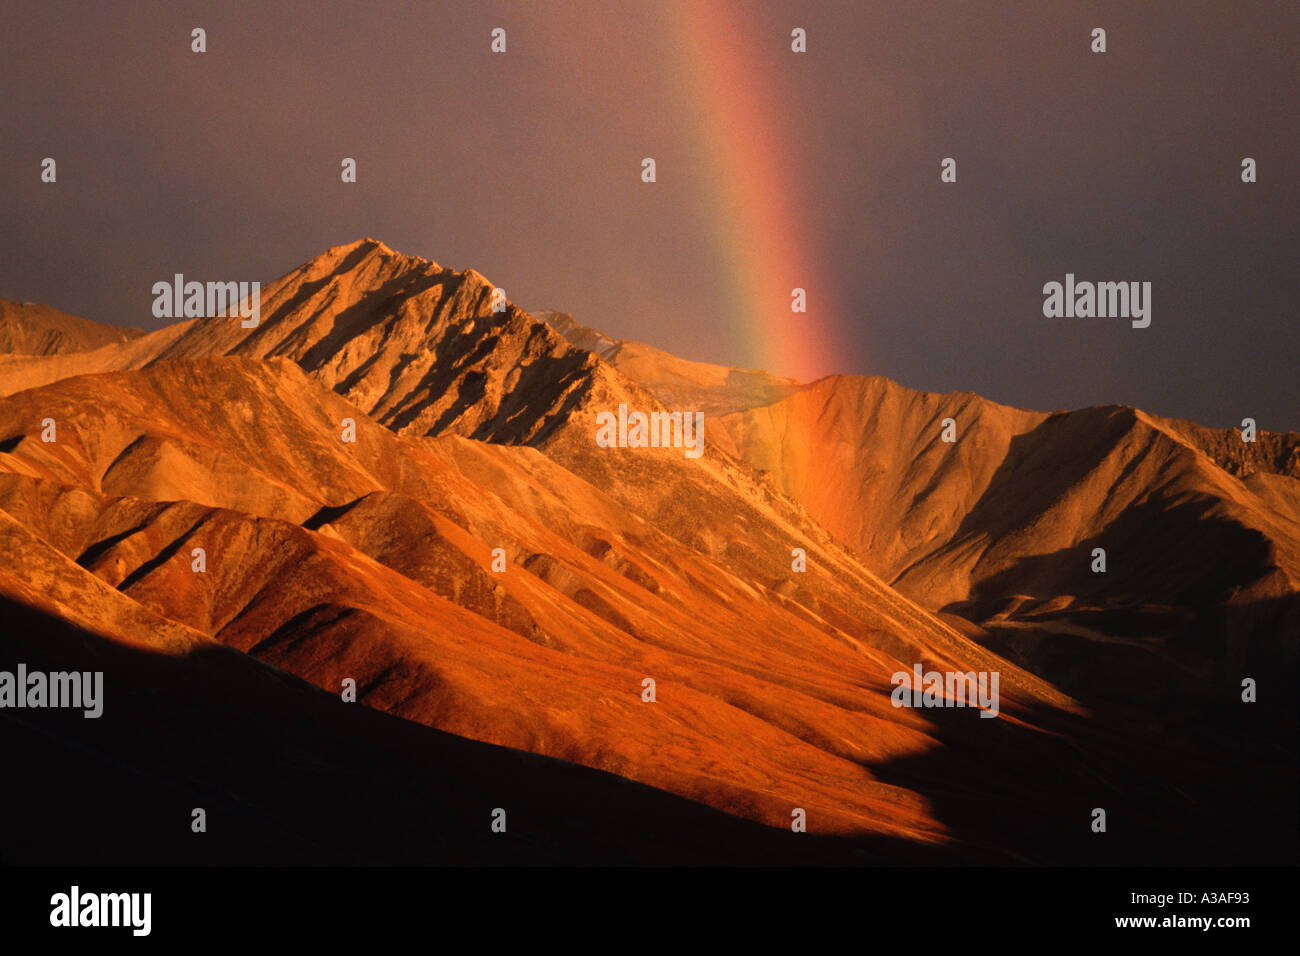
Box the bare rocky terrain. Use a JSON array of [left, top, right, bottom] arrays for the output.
[[1, 239, 1293, 864]]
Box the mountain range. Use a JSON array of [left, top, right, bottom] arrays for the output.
[[1, 239, 1294, 864]]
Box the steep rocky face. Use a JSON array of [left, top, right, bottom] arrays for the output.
[[0, 241, 607, 445], [1158, 413, 1300, 480], [151, 240, 616, 445]]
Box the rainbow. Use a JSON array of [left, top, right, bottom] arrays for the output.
[[666, 0, 842, 382]]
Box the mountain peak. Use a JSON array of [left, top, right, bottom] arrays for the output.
[[333, 236, 391, 256], [296, 238, 438, 281]]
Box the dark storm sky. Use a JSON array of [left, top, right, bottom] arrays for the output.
[[1, 0, 1296, 429]]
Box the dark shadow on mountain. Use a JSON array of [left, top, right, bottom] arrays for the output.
[[223, 241, 377, 357], [303, 496, 368, 531], [940, 406, 1139, 549], [298, 269, 455, 376], [0, 597, 960, 866], [386, 316, 597, 445], [77, 521, 152, 567], [2, 588, 1292, 865], [955, 498, 1274, 611], [117, 514, 211, 591], [938, 492, 1288, 713], [857, 592, 1297, 865]]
